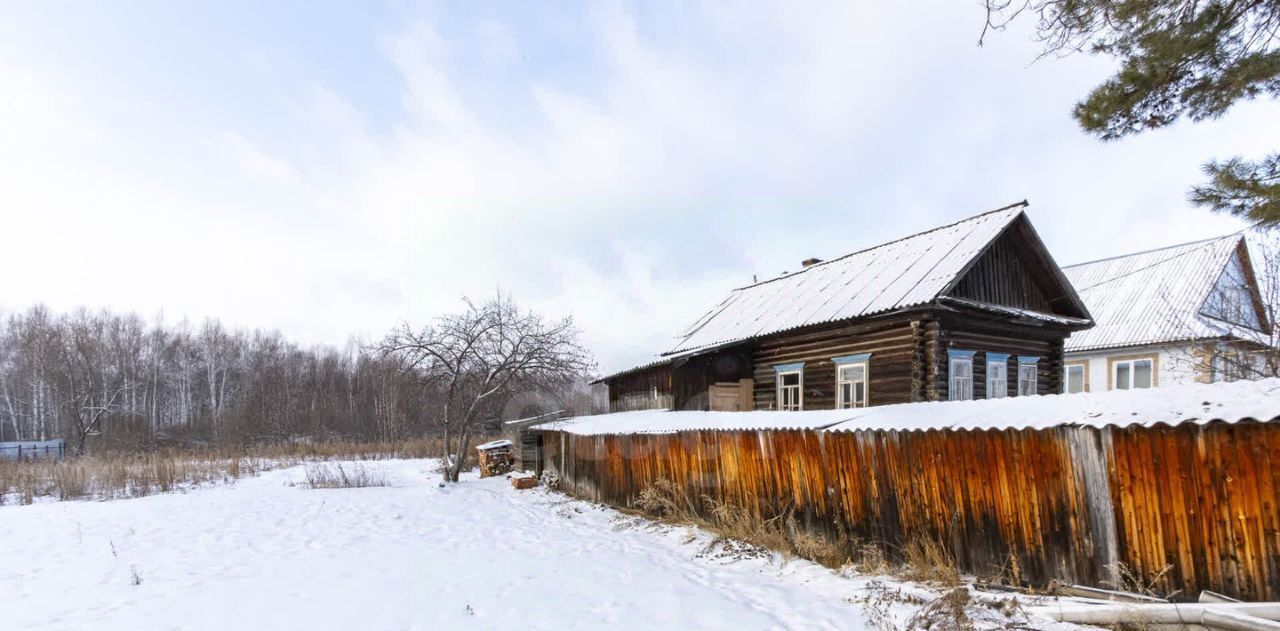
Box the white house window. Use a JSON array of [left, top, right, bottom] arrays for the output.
[[948, 350, 975, 401], [1017, 356, 1039, 396], [774, 363, 804, 411], [1113, 358, 1154, 390], [986, 353, 1009, 399], [1063, 364, 1086, 393], [834, 354, 871, 409]]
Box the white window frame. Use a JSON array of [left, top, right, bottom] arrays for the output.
[[1112, 358, 1154, 390], [986, 354, 1008, 399], [775, 364, 804, 411], [948, 351, 974, 401], [1063, 364, 1086, 394], [1017, 356, 1039, 396], [835, 359, 870, 409]]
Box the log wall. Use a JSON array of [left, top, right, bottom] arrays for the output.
[[752, 315, 921, 410], [935, 310, 1067, 399], [538, 420, 1280, 600]]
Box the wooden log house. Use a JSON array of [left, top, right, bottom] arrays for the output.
[[598, 202, 1095, 412]]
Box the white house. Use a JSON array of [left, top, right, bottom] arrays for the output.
[[1061, 234, 1272, 393]]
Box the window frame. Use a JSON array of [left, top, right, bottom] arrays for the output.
[[985, 353, 1009, 399], [833, 353, 871, 409], [1063, 361, 1088, 394], [774, 363, 805, 411], [1109, 355, 1157, 390], [948, 350, 975, 401], [1017, 356, 1039, 396]]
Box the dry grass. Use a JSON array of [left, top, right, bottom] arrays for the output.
[[634, 478, 849, 567], [1103, 561, 1175, 599], [0, 438, 447, 504], [899, 534, 962, 587], [303, 462, 390, 489], [630, 478, 969, 590]]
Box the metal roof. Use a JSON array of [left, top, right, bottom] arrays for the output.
[[666, 203, 1031, 356], [1062, 235, 1250, 352]]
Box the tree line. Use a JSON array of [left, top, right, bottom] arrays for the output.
[[0, 303, 601, 453]]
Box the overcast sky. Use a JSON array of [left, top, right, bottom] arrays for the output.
[[1, 1, 1274, 373]]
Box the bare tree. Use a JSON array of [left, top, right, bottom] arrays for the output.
[[379, 295, 594, 482]]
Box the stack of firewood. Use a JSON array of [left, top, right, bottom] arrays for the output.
[[475, 439, 514, 478]]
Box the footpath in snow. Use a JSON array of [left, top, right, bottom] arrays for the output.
[[0, 459, 1087, 630]]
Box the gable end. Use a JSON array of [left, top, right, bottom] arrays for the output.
[[943, 213, 1090, 320]]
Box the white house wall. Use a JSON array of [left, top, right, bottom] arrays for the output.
[[1064, 343, 1205, 393]]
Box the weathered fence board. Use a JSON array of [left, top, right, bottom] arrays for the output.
[[538, 421, 1280, 600]]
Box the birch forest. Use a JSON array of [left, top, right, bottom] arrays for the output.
[[0, 304, 595, 452]]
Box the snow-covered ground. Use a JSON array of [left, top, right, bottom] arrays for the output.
[[1, 459, 1086, 630]]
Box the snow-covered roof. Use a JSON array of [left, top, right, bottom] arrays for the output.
[[1063, 235, 1253, 352], [537, 378, 1280, 436], [669, 204, 1030, 356], [476, 439, 513, 451]]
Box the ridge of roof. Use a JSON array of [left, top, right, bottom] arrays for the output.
[[729, 200, 1030, 292], [662, 201, 1038, 357], [1063, 234, 1238, 270]]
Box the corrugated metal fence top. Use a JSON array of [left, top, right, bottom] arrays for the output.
[[536, 408, 856, 436], [538, 378, 1280, 436]]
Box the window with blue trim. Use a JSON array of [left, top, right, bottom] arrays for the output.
[[1017, 356, 1039, 396], [833, 353, 870, 409], [774, 363, 804, 411], [986, 353, 1009, 399], [948, 350, 975, 401]]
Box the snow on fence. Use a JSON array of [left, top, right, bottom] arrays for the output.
[[0, 439, 67, 461], [532, 379, 1280, 601]]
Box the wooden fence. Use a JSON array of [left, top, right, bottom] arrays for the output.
[[535, 420, 1280, 601]]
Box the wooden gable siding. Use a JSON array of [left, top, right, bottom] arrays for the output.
[[751, 311, 926, 410], [932, 310, 1066, 400], [607, 364, 673, 412], [948, 216, 1089, 319], [949, 230, 1055, 312]]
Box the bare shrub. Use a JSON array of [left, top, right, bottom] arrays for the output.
[[129, 565, 143, 586], [906, 586, 973, 630], [303, 462, 390, 489]]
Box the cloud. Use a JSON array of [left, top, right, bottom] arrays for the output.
[[0, 1, 1270, 374]]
